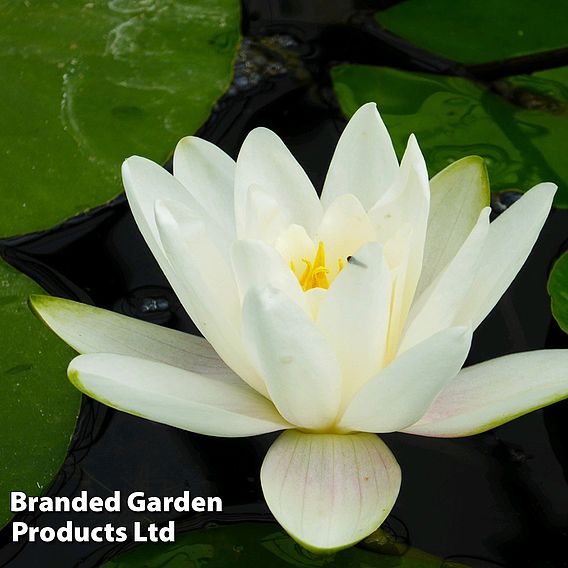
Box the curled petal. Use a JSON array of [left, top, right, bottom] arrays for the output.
[[261, 430, 401, 552], [69, 353, 292, 437], [403, 350, 568, 437]]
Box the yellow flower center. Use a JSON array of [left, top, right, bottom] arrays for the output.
[[291, 241, 345, 291]]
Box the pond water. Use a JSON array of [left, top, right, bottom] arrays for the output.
[[0, 1, 567, 567]]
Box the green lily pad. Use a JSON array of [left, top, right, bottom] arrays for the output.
[[101, 523, 470, 567], [331, 64, 568, 207], [375, 0, 568, 65], [548, 251, 568, 334], [0, 260, 81, 529], [0, 0, 240, 237]]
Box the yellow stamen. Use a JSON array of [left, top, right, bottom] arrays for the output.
[[298, 241, 330, 291], [291, 241, 349, 291]]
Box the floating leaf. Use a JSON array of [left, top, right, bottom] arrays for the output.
[[331, 64, 568, 207], [101, 523, 470, 567], [548, 251, 568, 334], [0, 0, 240, 237], [0, 260, 81, 529], [375, 0, 568, 65]]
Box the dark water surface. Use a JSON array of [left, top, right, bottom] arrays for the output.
[[1, 1, 567, 567]]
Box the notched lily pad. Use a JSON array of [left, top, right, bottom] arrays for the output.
[[375, 0, 568, 65], [0, 260, 80, 529], [331, 64, 568, 207], [101, 522, 470, 567], [548, 250, 568, 334], [0, 0, 240, 237]]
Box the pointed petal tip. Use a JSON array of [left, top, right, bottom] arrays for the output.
[[28, 293, 51, 323], [121, 154, 148, 174], [67, 361, 82, 390], [175, 134, 198, 148], [353, 101, 378, 114], [28, 294, 83, 330], [532, 181, 558, 198], [240, 126, 278, 148], [347, 101, 384, 125], [28, 293, 47, 310], [174, 134, 226, 155]]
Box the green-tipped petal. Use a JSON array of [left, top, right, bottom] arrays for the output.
[[400, 206, 490, 351], [261, 430, 401, 552], [403, 350, 568, 437], [418, 156, 490, 296], [29, 295, 230, 377], [69, 353, 292, 437]]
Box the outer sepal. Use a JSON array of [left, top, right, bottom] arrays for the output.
[[260, 430, 401, 552]]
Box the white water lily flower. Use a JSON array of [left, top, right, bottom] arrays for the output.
[[31, 103, 568, 552]]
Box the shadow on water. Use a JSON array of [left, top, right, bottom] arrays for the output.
[[1, 1, 567, 566]]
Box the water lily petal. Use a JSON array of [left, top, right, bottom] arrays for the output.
[[29, 295, 232, 377], [457, 182, 556, 329], [400, 207, 490, 351], [321, 102, 398, 210], [417, 156, 490, 296], [260, 430, 401, 552], [370, 135, 430, 360], [317, 194, 376, 281], [231, 239, 305, 308], [155, 199, 266, 395], [338, 326, 472, 433], [234, 127, 321, 237], [305, 287, 327, 320], [403, 350, 568, 437], [274, 224, 316, 273], [317, 243, 391, 405], [173, 136, 236, 236], [240, 185, 291, 244], [122, 156, 217, 268], [242, 286, 342, 430], [69, 353, 291, 437], [368, 134, 429, 246]]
